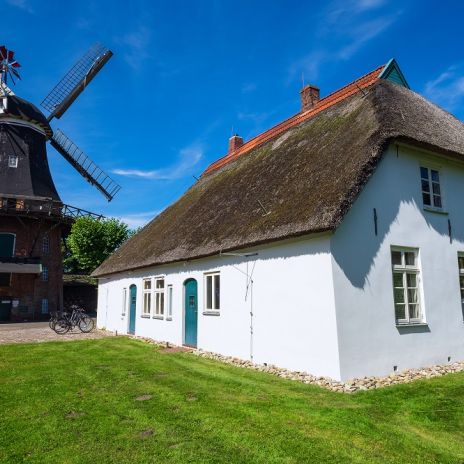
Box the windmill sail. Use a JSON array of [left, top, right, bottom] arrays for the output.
[[41, 43, 113, 120], [50, 129, 121, 202]]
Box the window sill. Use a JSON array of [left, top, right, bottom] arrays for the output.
[[396, 322, 428, 327], [203, 311, 220, 316], [423, 206, 448, 215], [152, 315, 164, 320], [141, 315, 150, 319], [166, 317, 172, 321]]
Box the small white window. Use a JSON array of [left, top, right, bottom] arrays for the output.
[[8, 155, 18, 168], [42, 266, 49, 282], [205, 272, 220, 312], [42, 235, 50, 254], [391, 248, 423, 325], [420, 166, 442, 209], [154, 278, 165, 317], [458, 254, 464, 321], [41, 298, 49, 314], [167, 285, 173, 320], [142, 279, 152, 316], [122, 288, 127, 316]]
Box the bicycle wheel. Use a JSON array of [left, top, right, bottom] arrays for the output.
[[78, 316, 95, 333], [54, 318, 70, 334], [49, 318, 56, 330]]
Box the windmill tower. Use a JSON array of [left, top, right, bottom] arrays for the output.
[[0, 44, 119, 321]]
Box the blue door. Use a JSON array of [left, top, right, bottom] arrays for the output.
[[128, 284, 137, 335], [184, 279, 198, 347]]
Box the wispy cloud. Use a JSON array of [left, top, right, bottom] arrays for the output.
[[112, 143, 204, 180], [116, 25, 151, 70], [6, 0, 34, 13], [288, 0, 400, 82], [117, 210, 161, 229], [424, 64, 464, 110]]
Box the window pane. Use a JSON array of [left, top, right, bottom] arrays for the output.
[[214, 274, 220, 310], [420, 167, 429, 180], [394, 288, 405, 304], [395, 304, 406, 320], [168, 286, 173, 317], [422, 193, 431, 206], [458, 256, 464, 271], [407, 288, 418, 304], [405, 252, 416, 267], [432, 182, 441, 195], [206, 275, 212, 309], [433, 195, 442, 208], [421, 179, 430, 192], [391, 251, 402, 266], [406, 273, 417, 287], [431, 170, 440, 182], [156, 279, 164, 289], [393, 273, 403, 288], [409, 303, 421, 320], [144, 280, 151, 290], [160, 293, 164, 314], [156, 293, 160, 314]]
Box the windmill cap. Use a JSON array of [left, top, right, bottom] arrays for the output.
[[0, 94, 52, 137]]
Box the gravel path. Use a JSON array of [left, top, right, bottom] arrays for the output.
[[0, 321, 111, 345]]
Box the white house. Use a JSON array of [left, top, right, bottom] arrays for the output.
[[94, 59, 464, 381]]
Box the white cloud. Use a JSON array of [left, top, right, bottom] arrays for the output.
[[424, 64, 464, 110], [113, 144, 204, 180], [6, 0, 34, 13], [116, 25, 151, 70], [288, 0, 400, 83], [117, 210, 160, 229]]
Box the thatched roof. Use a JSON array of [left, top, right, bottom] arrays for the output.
[[93, 78, 464, 277]]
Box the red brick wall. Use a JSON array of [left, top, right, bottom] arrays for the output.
[[0, 216, 63, 320]]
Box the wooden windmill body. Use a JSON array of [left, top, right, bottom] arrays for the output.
[[0, 44, 119, 321]]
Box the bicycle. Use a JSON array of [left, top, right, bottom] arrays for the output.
[[48, 311, 59, 330], [53, 306, 95, 334]]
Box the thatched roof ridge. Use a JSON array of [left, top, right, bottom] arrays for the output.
[[93, 80, 464, 277]]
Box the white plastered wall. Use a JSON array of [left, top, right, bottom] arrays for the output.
[[331, 143, 464, 380], [97, 234, 341, 379]]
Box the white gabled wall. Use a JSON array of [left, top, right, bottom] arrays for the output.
[[331, 143, 464, 380], [97, 234, 341, 379]]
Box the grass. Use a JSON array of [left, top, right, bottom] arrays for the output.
[[1, 337, 464, 464]]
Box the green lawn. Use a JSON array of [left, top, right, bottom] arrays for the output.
[[1, 338, 464, 464]]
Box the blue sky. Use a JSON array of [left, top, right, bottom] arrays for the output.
[[2, 0, 463, 227]]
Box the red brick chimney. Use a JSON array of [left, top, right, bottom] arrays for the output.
[[300, 84, 320, 112], [228, 134, 244, 154]]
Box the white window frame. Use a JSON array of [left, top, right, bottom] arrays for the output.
[[8, 155, 18, 168], [204, 272, 220, 313], [458, 253, 464, 322], [42, 265, 49, 282], [42, 235, 50, 254], [167, 284, 173, 320], [153, 277, 165, 318], [122, 287, 127, 316], [420, 165, 443, 211], [41, 298, 49, 314], [391, 247, 424, 325], [142, 278, 152, 317]]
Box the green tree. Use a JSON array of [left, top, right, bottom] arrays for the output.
[[65, 217, 134, 274]]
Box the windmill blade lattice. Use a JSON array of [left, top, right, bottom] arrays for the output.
[[50, 129, 121, 202], [0, 46, 21, 86], [41, 43, 113, 120]]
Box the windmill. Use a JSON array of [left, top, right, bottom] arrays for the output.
[[0, 44, 119, 322]]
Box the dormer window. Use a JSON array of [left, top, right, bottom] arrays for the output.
[[420, 166, 442, 209], [8, 155, 18, 168]]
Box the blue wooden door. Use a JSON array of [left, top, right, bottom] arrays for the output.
[[128, 285, 137, 335], [184, 279, 198, 347]]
